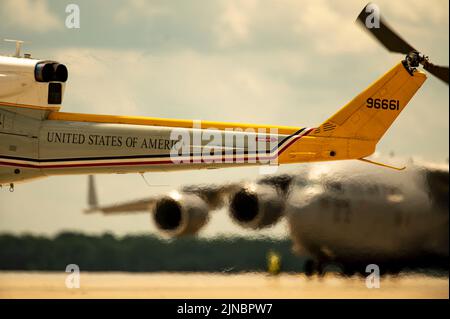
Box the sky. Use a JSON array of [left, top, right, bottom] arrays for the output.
[[0, 0, 448, 238]]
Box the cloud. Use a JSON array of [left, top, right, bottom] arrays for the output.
[[53, 47, 310, 126], [291, 0, 376, 55], [114, 0, 169, 24], [215, 0, 258, 47], [213, 0, 448, 54], [213, 0, 376, 54], [0, 0, 59, 33], [383, 0, 449, 24]]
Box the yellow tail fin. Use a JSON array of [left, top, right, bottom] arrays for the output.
[[312, 62, 426, 142]]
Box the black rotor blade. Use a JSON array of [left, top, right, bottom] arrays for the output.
[[356, 4, 416, 54], [423, 63, 449, 84]]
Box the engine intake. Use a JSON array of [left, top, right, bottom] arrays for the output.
[[0, 56, 68, 108], [35, 61, 68, 82], [229, 184, 285, 229], [153, 194, 209, 236]]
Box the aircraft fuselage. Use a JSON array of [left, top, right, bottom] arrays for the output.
[[287, 164, 449, 271], [0, 106, 375, 185]]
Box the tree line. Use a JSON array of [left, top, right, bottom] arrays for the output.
[[0, 232, 307, 273]]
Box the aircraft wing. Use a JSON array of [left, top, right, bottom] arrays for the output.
[[84, 173, 299, 215], [84, 175, 245, 215], [180, 183, 243, 209], [85, 198, 157, 214], [84, 175, 157, 214]]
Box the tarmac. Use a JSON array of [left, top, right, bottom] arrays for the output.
[[0, 271, 448, 299]]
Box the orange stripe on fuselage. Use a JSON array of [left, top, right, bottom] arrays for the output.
[[0, 102, 61, 111], [47, 111, 301, 135]]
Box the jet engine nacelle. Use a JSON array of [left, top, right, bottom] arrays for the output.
[[229, 184, 285, 229], [152, 193, 209, 236], [0, 56, 67, 108]]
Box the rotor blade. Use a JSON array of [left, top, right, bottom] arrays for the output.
[[423, 63, 449, 84], [356, 4, 416, 54]]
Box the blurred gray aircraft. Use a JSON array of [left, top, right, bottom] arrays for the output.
[[86, 159, 448, 275]]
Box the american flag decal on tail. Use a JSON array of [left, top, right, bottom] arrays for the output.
[[322, 122, 336, 132]]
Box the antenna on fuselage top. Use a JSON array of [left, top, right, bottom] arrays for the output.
[[4, 39, 27, 58]]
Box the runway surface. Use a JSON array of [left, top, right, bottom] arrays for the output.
[[0, 272, 448, 299]]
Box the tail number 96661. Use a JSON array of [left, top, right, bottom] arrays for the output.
[[366, 98, 400, 110]]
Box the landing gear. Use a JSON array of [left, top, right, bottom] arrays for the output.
[[303, 260, 367, 278], [303, 259, 325, 277], [342, 266, 356, 277]]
